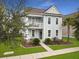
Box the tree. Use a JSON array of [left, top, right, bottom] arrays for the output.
[[73, 14, 79, 40], [0, 0, 26, 47], [0, 4, 7, 43], [63, 17, 74, 42]]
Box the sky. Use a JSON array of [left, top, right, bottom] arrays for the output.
[[25, 0, 79, 15], [2, 0, 79, 15]]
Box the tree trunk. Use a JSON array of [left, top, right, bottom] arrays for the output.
[[67, 25, 70, 42]]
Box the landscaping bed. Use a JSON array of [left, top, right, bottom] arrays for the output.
[[50, 40, 71, 45], [22, 38, 41, 48], [44, 38, 72, 45], [49, 37, 79, 50]]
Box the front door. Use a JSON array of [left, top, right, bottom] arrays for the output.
[[39, 30, 42, 39]]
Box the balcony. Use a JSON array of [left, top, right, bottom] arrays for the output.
[[28, 23, 43, 29], [23, 16, 43, 29]]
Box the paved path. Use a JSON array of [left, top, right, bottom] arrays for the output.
[[40, 42, 54, 52], [0, 42, 79, 59]]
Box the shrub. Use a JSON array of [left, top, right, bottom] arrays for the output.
[[44, 38, 52, 44], [32, 38, 40, 46], [53, 37, 58, 41], [53, 37, 59, 41]]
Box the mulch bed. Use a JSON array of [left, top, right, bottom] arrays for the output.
[[45, 40, 72, 45], [22, 40, 72, 48], [22, 41, 40, 48]]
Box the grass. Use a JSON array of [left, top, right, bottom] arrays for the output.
[[0, 37, 45, 58], [42, 38, 79, 59], [42, 51, 79, 59], [1, 37, 79, 58], [0, 44, 45, 58], [49, 37, 79, 50]]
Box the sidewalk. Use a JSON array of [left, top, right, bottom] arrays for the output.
[[0, 43, 79, 59]]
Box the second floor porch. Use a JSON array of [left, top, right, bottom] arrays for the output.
[[23, 15, 43, 29]]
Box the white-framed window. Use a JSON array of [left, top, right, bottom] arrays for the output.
[[32, 30, 35, 37], [48, 17, 51, 24], [48, 30, 51, 37], [56, 30, 58, 36], [56, 18, 58, 24]]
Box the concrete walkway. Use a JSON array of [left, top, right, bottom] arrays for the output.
[[40, 42, 54, 52], [0, 43, 79, 59]]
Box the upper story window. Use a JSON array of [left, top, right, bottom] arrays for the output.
[[48, 17, 51, 24], [56, 30, 58, 36], [56, 18, 58, 24], [32, 30, 35, 37], [48, 30, 51, 37]]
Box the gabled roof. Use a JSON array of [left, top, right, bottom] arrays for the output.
[[45, 5, 61, 14], [24, 6, 62, 16], [24, 7, 45, 15]]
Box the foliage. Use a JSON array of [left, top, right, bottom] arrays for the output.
[[0, 0, 25, 48], [0, 42, 45, 57], [63, 17, 74, 42], [73, 14, 79, 40], [53, 37, 58, 41], [32, 38, 40, 46], [44, 38, 52, 44], [0, 5, 6, 42], [63, 17, 74, 26]]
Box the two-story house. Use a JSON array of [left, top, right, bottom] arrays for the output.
[[22, 5, 62, 41]]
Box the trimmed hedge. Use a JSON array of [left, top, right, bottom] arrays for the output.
[[44, 38, 52, 44], [32, 38, 40, 46]]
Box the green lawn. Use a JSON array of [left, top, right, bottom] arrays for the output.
[[42, 37, 79, 59], [0, 37, 45, 58], [1, 37, 79, 58], [49, 37, 79, 50], [0, 43, 45, 57], [42, 51, 79, 59]]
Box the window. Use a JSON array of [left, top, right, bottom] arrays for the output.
[[32, 30, 35, 37], [56, 30, 58, 36], [48, 30, 51, 37], [56, 18, 58, 24], [48, 18, 51, 24]]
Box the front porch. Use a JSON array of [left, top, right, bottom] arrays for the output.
[[24, 29, 43, 40]]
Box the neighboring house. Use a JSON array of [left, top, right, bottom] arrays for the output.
[[62, 26, 74, 38], [22, 5, 63, 41]]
